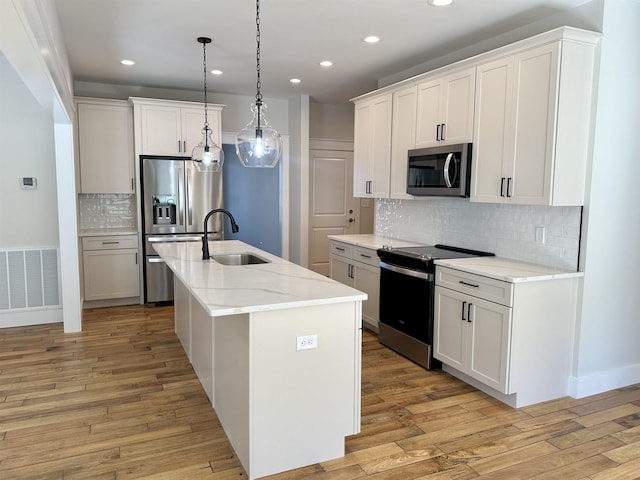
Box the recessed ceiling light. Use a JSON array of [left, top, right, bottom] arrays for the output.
[[120, 59, 135, 66], [363, 35, 381, 44], [428, 0, 453, 6], [211, 69, 223, 75], [320, 60, 333, 67], [290, 78, 302, 84]]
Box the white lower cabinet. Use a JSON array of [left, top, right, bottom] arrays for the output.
[[435, 286, 512, 392], [329, 241, 380, 331], [82, 235, 140, 301], [434, 265, 580, 408]]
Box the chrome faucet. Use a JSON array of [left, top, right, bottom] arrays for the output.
[[202, 209, 239, 260]]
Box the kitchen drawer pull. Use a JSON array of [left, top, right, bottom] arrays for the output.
[[335, 246, 346, 252], [359, 253, 372, 259], [459, 280, 479, 288], [101, 241, 120, 245]]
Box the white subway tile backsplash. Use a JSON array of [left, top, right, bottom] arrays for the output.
[[375, 198, 581, 270], [78, 194, 136, 230]]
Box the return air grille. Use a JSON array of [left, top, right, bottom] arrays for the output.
[[0, 248, 60, 311]]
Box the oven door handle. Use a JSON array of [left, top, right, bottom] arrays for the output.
[[380, 261, 433, 281]]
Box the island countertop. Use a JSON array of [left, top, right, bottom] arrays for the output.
[[153, 240, 367, 317]]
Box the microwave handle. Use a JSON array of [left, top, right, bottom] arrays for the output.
[[444, 153, 454, 188]]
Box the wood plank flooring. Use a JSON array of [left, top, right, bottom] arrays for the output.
[[1, 305, 639, 479]]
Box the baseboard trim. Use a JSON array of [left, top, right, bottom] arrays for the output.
[[569, 363, 640, 398], [82, 297, 141, 310], [0, 307, 63, 328]]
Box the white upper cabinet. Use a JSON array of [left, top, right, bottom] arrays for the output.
[[390, 85, 417, 200], [130, 98, 223, 157], [76, 99, 134, 194], [415, 67, 475, 148], [471, 34, 598, 206], [351, 27, 599, 205], [353, 93, 392, 198]]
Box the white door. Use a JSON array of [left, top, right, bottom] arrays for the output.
[[309, 149, 359, 276]]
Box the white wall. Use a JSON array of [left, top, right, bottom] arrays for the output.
[[287, 95, 310, 265], [571, 0, 640, 397], [309, 102, 353, 140], [0, 53, 59, 247]]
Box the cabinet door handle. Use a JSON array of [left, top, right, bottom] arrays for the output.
[[436, 124, 441, 141], [467, 303, 473, 323], [135, 252, 138, 265], [131, 178, 134, 191], [461, 301, 467, 321], [441, 123, 446, 141], [500, 177, 506, 197], [459, 280, 479, 288], [178, 140, 182, 153], [183, 140, 187, 153], [506, 177, 512, 198]]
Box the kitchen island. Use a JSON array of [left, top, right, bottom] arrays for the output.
[[153, 240, 366, 480]]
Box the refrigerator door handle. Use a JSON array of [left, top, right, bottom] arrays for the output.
[[186, 165, 193, 226], [177, 166, 184, 226]]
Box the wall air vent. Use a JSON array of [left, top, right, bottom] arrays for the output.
[[0, 248, 60, 311]]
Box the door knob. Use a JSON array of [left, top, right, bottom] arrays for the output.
[[348, 209, 354, 214], [348, 218, 355, 223]]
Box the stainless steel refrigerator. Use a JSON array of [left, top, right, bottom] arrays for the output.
[[140, 155, 223, 303]]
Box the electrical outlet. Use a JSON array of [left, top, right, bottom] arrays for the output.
[[535, 226, 546, 244], [296, 334, 318, 351]]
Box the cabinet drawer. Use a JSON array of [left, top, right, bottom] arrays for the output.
[[82, 235, 138, 251], [353, 247, 379, 267], [436, 266, 513, 307], [330, 241, 353, 258]]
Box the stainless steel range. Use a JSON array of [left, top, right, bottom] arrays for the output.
[[377, 244, 494, 369]]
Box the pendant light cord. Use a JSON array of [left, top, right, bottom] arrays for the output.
[[202, 40, 209, 133], [255, 0, 262, 132]]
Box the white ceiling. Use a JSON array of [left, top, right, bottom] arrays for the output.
[[54, 0, 591, 104]]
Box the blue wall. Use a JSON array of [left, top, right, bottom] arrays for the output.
[[222, 144, 282, 256]]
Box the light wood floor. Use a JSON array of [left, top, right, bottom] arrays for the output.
[[1, 305, 639, 479]]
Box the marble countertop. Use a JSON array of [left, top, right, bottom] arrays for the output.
[[153, 240, 367, 317], [434, 256, 584, 283], [79, 228, 138, 237], [327, 234, 423, 250]]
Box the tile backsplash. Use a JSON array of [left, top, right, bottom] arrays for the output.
[[376, 198, 581, 270], [78, 194, 136, 230]]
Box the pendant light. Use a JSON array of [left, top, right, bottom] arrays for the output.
[[235, 0, 283, 168], [192, 36, 223, 172]]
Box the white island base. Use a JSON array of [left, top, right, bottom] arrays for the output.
[[168, 248, 363, 480]]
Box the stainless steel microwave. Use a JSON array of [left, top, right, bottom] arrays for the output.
[[407, 143, 472, 197]]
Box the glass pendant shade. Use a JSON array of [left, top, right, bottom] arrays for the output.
[[236, 102, 282, 168], [192, 126, 223, 172]]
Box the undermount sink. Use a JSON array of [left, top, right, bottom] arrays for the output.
[[209, 252, 270, 266]]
